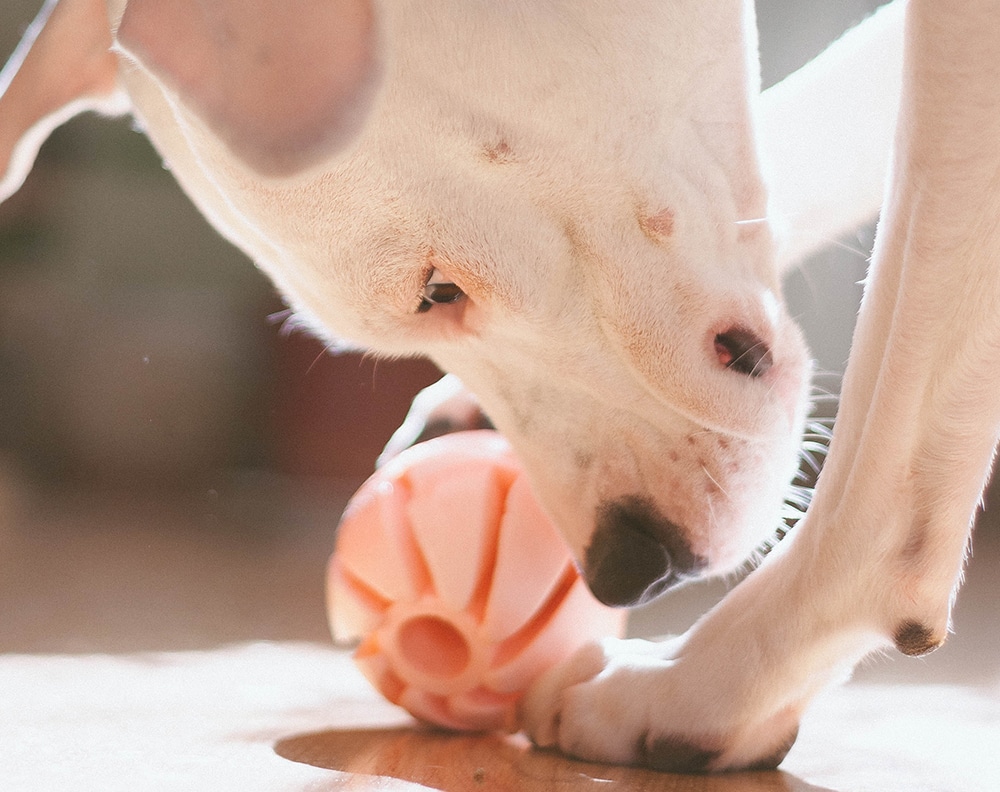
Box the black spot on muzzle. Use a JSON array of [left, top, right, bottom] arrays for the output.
[[584, 496, 704, 607]]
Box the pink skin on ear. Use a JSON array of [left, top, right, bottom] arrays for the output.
[[328, 431, 626, 732], [116, 0, 383, 177]]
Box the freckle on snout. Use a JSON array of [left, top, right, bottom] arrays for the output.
[[482, 140, 514, 164]]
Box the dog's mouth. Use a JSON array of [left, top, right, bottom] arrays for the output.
[[583, 496, 707, 607]]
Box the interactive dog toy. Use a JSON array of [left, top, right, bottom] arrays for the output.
[[327, 430, 625, 732]]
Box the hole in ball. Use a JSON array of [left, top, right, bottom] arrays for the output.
[[397, 615, 471, 678]]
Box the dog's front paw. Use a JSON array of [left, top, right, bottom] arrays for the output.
[[519, 635, 801, 773]]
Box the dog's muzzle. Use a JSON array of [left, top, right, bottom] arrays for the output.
[[584, 497, 704, 607]]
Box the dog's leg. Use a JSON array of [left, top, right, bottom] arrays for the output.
[[522, 0, 1000, 771], [0, 0, 127, 203]]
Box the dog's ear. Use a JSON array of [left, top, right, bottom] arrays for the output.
[[0, 0, 126, 203], [117, 0, 382, 178]]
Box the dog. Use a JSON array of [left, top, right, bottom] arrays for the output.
[[3, 0, 996, 773]]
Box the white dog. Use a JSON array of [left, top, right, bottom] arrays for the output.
[[2, 0, 996, 772]]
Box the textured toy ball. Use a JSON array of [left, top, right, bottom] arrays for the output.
[[327, 430, 625, 733]]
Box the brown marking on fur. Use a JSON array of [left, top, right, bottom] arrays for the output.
[[894, 620, 945, 657], [901, 518, 929, 563], [640, 734, 721, 773], [573, 448, 594, 471], [562, 218, 596, 266], [482, 140, 514, 164], [638, 207, 675, 244]]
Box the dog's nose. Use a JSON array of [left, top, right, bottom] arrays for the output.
[[583, 497, 702, 607]]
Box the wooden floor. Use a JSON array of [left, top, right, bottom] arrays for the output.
[[0, 480, 997, 791]]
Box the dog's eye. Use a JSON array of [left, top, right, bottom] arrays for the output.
[[418, 270, 465, 313]]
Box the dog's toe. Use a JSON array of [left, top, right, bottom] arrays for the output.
[[521, 642, 668, 767], [519, 640, 609, 748]]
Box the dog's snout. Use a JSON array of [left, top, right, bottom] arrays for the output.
[[715, 327, 773, 377], [584, 497, 702, 607]]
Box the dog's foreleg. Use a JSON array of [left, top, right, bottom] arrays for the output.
[[689, 0, 1000, 761], [523, 0, 1000, 770], [799, 0, 1000, 654]]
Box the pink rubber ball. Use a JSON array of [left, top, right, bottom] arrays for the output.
[[327, 430, 625, 732]]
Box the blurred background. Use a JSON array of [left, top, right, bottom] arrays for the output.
[[0, 0, 995, 683]]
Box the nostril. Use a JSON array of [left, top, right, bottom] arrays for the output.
[[715, 327, 773, 377]]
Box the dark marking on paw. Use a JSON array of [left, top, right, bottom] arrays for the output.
[[894, 620, 944, 657], [640, 734, 721, 774], [746, 725, 799, 770]]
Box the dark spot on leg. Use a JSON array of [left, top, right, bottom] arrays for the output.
[[640, 734, 721, 773], [746, 725, 799, 770], [894, 620, 944, 657]]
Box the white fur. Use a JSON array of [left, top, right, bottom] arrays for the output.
[[1, 0, 992, 772]]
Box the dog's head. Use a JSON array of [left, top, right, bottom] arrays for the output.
[[3, 0, 811, 606]]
